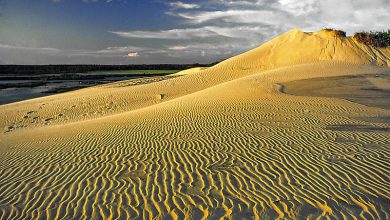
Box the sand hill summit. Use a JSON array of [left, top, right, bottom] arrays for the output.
[[210, 29, 390, 73]]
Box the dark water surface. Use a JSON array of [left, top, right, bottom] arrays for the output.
[[0, 74, 147, 105]]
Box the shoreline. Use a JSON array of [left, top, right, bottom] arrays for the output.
[[0, 71, 178, 105]]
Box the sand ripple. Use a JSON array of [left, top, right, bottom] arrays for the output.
[[1, 63, 390, 219]]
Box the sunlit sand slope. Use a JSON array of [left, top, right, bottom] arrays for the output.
[[2, 29, 388, 132], [0, 30, 390, 219]]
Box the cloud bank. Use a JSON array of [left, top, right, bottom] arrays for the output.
[[2, 0, 389, 64], [109, 0, 390, 64]]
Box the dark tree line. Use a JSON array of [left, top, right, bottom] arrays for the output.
[[0, 63, 218, 75]]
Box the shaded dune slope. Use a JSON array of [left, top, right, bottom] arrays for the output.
[[1, 29, 390, 219]]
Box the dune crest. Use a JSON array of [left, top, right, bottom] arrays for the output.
[[210, 29, 390, 73], [172, 67, 208, 76], [0, 29, 390, 219]]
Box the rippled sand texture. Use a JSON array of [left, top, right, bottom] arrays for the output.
[[1, 29, 390, 219]]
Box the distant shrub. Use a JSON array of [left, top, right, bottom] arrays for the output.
[[354, 30, 390, 47], [322, 28, 347, 37]]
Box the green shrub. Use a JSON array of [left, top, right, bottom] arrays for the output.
[[354, 30, 390, 47]]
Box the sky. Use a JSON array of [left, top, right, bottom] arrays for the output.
[[0, 0, 389, 64]]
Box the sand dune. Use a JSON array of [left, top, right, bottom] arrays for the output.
[[1, 29, 390, 219]]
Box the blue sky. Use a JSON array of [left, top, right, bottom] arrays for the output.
[[0, 0, 389, 64]]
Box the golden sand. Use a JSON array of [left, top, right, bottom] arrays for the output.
[[0, 29, 390, 219]]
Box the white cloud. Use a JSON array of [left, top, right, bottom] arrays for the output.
[[0, 44, 61, 52], [168, 1, 200, 9], [278, 0, 319, 16], [209, 0, 264, 7], [110, 27, 224, 39], [168, 45, 189, 50], [96, 46, 143, 53], [0, 44, 142, 60], [167, 0, 390, 35], [127, 52, 138, 57], [168, 9, 280, 25]]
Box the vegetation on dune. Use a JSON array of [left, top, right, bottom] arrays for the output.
[[322, 28, 390, 47], [322, 28, 347, 37], [353, 30, 390, 47]]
